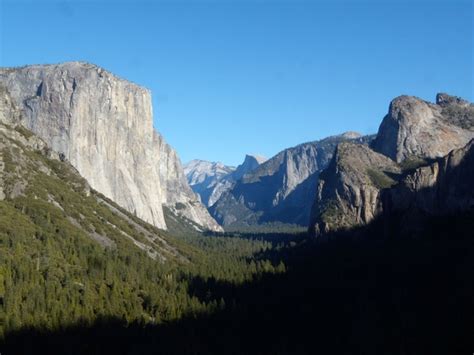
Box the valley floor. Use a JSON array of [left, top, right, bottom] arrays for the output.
[[1, 211, 473, 355]]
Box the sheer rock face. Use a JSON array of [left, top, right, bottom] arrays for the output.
[[156, 133, 223, 232], [386, 139, 474, 219], [0, 62, 221, 231], [309, 142, 400, 236], [309, 93, 474, 237], [231, 154, 267, 181], [372, 93, 474, 163], [211, 133, 369, 227]]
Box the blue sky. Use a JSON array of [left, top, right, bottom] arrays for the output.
[[1, 0, 472, 166]]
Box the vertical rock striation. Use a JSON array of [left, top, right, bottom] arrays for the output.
[[308, 142, 400, 235], [386, 139, 474, 220], [210, 133, 371, 227], [309, 93, 474, 237], [0, 62, 221, 231], [156, 132, 223, 231]]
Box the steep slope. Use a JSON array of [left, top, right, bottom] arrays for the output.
[[384, 139, 474, 233], [231, 154, 267, 181], [309, 93, 474, 236], [210, 132, 370, 227], [372, 93, 474, 162], [157, 134, 223, 232], [184, 154, 266, 208], [0, 85, 186, 262], [309, 142, 401, 235], [0, 62, 221, 232]]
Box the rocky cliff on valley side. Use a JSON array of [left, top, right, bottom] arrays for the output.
[[210, 132, 371, 227], [0, 62, 222, 232], [309, 93, 474, 237], [372, 93, 474, 162], [309, 142, 401, 236]]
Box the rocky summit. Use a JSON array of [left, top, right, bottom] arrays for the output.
[[0, 62, 222, 232], [372, 93, 474, 163], [309, 93, 474, 237]]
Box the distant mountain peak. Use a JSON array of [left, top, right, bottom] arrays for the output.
[[245, 154, 267, 164], [372, 93, 474, 162], [339, 131, 362, 139], [232, 154, 266, 181]]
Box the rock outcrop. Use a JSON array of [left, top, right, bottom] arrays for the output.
[[309, 142, 400, 235], [210, 133, 370, 227], [0, 85, 188, 261], [231, 154, 267, 181], [0, 62, 221, 231], [372, 93, 474, 163], [385, 139, 474, 221], [156, 133, 223, 232], [309, 93, 474, 237]]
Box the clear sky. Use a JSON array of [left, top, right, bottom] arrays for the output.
[[1, 0, 472, 166]]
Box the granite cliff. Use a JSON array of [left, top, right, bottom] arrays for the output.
[[0, 84, 187, 260], [0, 62, 221, 232], [383, 139, 474, 234], [309, 142, 400, 236], [309, 93, 474, 236], [210, 132, 370, 227], [372, 93, 474, 162]]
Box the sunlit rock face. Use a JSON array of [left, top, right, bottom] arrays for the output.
[[0, 62, 222, 232], [372, 93, 474, 163], [309, 93, 474, 237], [210, 133, 370, 227]]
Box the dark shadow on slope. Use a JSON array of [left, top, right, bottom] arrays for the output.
[[2, 207, 474, 355], [3, 146, 474, 355], [203, 229, 307, 244]]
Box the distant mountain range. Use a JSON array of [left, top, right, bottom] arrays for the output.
[[2, 62, 473, 238], [184, 154, 266, 208], [186, 132, 372, 227], [184, 93, 474, 233]]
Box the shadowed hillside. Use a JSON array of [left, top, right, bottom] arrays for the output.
[[2, 208, 473, 355]]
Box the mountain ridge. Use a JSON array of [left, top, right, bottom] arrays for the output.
[[210, 132, 372, 227], [309, 93, 474, 236]]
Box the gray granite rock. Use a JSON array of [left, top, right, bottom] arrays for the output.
[[308, 142, 400, 236], [372, 94, 474, 163], [0, 62, 221, 231], [309, 93, 474, 237], [211, 133, 370, 227]]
